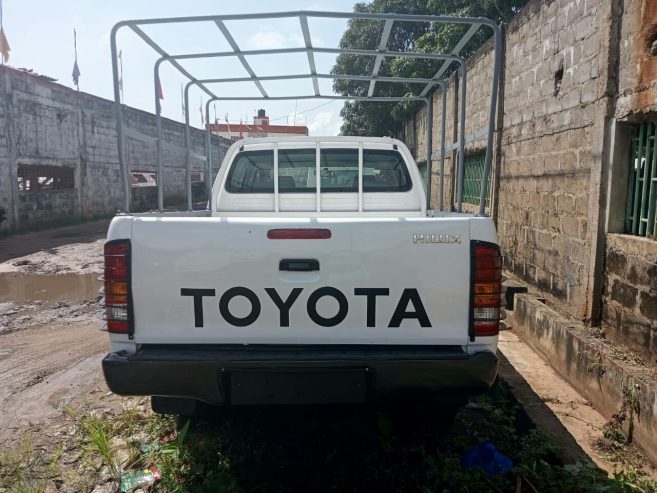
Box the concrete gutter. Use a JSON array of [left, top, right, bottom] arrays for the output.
[[513, 294, 657, 464]]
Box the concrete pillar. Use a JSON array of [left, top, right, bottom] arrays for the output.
[[585, 0, 623, 324], [2, 69, 19, 231]]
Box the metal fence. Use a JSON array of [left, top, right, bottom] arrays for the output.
[[625, 123, 657, 238], [462, 153, 491, 208]]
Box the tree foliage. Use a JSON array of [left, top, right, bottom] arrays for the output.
[[333, 0, 529, 136]]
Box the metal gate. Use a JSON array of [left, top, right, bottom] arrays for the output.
[[625, 123, 657, 238]]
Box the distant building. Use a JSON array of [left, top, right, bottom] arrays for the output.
[[208, 109, 308, 141]]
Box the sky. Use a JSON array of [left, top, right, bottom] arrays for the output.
[[1, 0, 362, 135]]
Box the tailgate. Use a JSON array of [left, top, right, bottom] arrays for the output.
[[130, 217, 473, 345]]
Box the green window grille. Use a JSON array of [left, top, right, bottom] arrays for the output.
[[625, 123, 657, 238], [463, 153, 491, 207]]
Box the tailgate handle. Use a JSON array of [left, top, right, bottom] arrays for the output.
[[279, 259, 319, 272]]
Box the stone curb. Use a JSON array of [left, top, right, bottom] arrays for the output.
[[513, 294, 657, 465]]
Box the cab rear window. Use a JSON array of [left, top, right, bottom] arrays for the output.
[[225, 148, 412, 193]]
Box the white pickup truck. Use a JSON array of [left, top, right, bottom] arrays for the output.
[[101, 136, 501, 413]]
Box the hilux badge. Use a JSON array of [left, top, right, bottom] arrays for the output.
[[413, 233, 462, 244]]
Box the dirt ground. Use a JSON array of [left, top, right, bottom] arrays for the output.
[[0, 221, 655, 492], [0, 220, 108, 274], [0, 221, 118, 447]]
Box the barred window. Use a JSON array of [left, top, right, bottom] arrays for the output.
[[625, 123, 657, 238], [17, 165, 75, 192], [462, 153, 491, 207], [131, 171, 157, 188]]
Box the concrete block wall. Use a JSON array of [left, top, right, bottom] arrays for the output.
[[0, 99, 10, 227], [598, 1, 657, 360], [0, 66, 230, 233], [499, 0, 603, 320], [2, 73, 83, 229], [413, 104, 427, 164], [401, 0, 608, 320], [603, 234, 657, 362], [462, 41, 496, 154], [616, 0, 657, 119], [400, 0, 657, 362]]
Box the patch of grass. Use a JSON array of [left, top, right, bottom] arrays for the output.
[[64, 404, 121, 482], [82, 412, 121, 479], [612, 465, 657, 493], [113, 398, 151, 438], [0, 434, 62, 493], [62, 401, 240, 492], [16, 388, 657, 493], [146, 415, 241, 492]]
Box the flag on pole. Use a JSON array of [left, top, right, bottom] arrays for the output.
[[225, 114, 231, 138], [0, 0, 10, 65], [199, 97, 204, 126], [72, 61, 80, 88], [214, 104, 218, 125], [157, 77, 164, 100], [239, 119, 244, 139], [72, 29, 80, 89]]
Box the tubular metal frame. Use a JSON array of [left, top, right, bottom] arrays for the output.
[[111, 11, 502, 215]]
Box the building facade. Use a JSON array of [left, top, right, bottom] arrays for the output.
[[209, 109, 308, 141], [0, 66, 231, 233]]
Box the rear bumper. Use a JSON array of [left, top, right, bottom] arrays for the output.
[[102, 345, 498, 405]]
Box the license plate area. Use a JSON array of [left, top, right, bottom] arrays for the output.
[[229, 368, 369, 405]]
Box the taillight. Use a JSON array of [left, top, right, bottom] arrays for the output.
[[470, 241, 502, 339], [104, 239, 132, 335]]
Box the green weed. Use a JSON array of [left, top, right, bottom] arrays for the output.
[[0, 435, 62, 493], [612, 465, 657, 493], [81, 412, 120, 479], [7, 391, 656, 493]]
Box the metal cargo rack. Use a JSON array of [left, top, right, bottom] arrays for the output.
[[110, 11, 501, 215]]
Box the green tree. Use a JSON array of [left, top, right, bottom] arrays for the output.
[[333, 0, 528, 136]]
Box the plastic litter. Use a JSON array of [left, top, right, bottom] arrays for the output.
[[461, 442, 513, 475], [119, 465, 161, 492], [138, 440, 161, 454]]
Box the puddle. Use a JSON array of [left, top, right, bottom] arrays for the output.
[[0, 272, 101, 303]]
